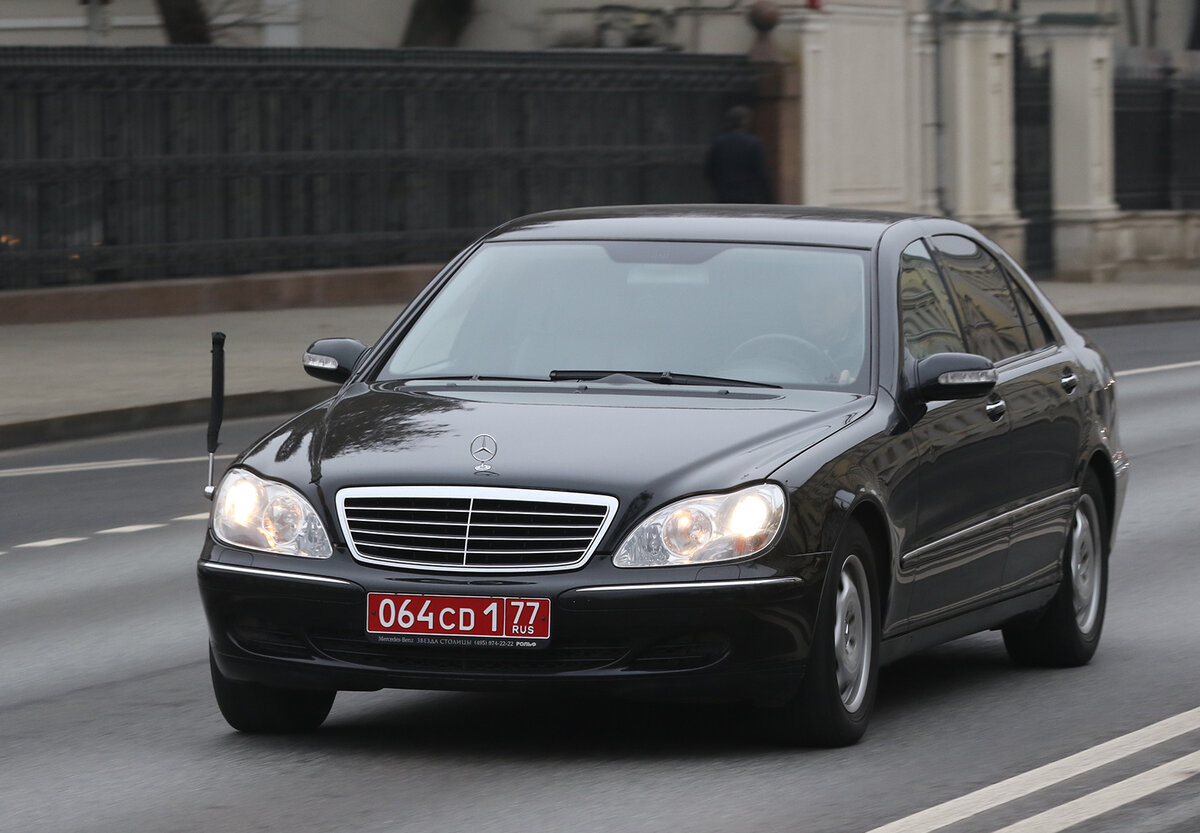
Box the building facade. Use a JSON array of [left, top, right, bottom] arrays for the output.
[[0, 1, 414, 48]]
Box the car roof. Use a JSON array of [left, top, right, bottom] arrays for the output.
[[485, 204, 934, 249]]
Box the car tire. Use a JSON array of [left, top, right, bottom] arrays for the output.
[[209, 647, 336, 733], [1002, 471, 1108, 667], [770, 521, 880, 747]]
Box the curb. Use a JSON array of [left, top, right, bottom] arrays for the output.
[[0, 388, 331, 452], [1061, 306, 1200, 330]]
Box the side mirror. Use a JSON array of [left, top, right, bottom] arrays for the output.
[[303, 338, 367, 384], [916, 352, 996, 402]]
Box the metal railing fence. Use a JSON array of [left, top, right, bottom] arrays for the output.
[[1013, 43, 1053, 278], [0, 47, 755, 289], [1114, 64, 1200, 212]]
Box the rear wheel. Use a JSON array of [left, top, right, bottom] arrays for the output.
[[1003, 471, 1108, 667], [769, 522, 880, 747], [209, 647, 335, 733]]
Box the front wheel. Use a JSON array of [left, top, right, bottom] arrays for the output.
[[210, 647, 336, 733], [1003, 471, 1109, 667], [767, 522, 880, 747]]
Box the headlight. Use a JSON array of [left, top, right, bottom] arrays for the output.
[[212, 469, 333, 559], [613, 483, 785, 568]]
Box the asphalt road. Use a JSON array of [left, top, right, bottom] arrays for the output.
[[0, 320, 1197, 833]]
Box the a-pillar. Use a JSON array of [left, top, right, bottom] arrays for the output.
[[937, 11, 1026, 259], [1025, 15, 1120, 281]]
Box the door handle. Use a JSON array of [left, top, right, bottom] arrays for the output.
[[985, 398, 1007, 422], [1061, 369, 1079, 393]]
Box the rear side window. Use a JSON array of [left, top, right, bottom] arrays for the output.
[[930, 235, 1030, 363], [1008, 277, 1055, 351], [899, 240, 967, 360]]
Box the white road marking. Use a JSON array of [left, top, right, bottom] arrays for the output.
[[15, 537, 88, 549], [0, 454, 235, 479], [865, 705, 1200, 833], [0, 457, 158, 476], [1116, 358, 1200, 378], [97, 524, 168, 534], [992, 749, 1200, 833], [5, 513, 208, 554]]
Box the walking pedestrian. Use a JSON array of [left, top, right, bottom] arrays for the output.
[[704, 105, 773, 204]]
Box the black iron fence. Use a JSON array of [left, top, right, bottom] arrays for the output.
[[1013, 43, 1053, 278], [0, 47, 756, 289], [1114, 62, 1200, 211]]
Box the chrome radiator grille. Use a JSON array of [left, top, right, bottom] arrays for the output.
[[336, 487, 618, 572]]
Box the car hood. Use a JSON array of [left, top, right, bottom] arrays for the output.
[[239, 381, 872, 518]]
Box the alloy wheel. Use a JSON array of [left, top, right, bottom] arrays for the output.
[[834, 553, 872, 712], [1071, 494, 1103, 634]]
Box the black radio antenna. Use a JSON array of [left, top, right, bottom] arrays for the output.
[[204, 331, 226, 499]]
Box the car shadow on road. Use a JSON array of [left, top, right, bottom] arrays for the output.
[[206, 634, 1055, 759], [287, 688, 779, 759], [873, 633, 1023, 719]]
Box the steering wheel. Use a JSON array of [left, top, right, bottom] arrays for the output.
[[723, 333, 838, 384]]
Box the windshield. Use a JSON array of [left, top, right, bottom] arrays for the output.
[[379, 240, 870, 391]]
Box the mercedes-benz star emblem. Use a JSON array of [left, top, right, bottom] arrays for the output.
[[471, 434, 497, 471]]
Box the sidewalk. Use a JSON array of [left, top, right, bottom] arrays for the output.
[[1, 270, 1198, 451], [0, 304, 401, 450]]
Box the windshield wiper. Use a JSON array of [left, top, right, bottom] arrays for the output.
[[548, 370, 780, 389], [393, 374, 549, 383]]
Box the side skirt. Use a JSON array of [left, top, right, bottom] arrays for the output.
[[879, 585, 1058, 666]]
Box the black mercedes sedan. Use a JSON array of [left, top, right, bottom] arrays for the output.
[[198, 206, 1128, 746]]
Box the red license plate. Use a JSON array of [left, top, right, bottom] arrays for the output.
[[367, 593, 551, 643]]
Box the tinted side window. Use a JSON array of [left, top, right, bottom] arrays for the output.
[[1008, 278, 1055, 350], [899, 240, 967, 360], [931, 235, 1030, 362]]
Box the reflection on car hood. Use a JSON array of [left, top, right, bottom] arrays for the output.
[[240, 382, 872, 510]]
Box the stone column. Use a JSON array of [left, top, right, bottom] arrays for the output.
[[937, 12, 1026, 258], [793, 13, 831, 206], [788, 4, 915, 211], [907, 12, 940, 215], [1025, 15, 1121, 281], [753, 62, 803, 205], [261, 0, 302, 47], [747, 3, 803, 206]]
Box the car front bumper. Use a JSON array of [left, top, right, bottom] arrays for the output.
[[198, 539, 829, 704]]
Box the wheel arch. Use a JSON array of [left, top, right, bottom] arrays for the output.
[[845, 500, 893, 620], [1086, 450, 1117, 549]]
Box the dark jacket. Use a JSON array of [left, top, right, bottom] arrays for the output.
[[704, 130, 773, 204]]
